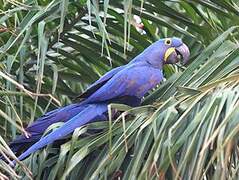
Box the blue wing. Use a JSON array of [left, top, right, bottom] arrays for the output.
[[76, 65, 126, 100], [10, 66, 126, 154], [83, 64, 163, 104]]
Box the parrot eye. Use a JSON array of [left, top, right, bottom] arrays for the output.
[[165, 38, 172, 46]]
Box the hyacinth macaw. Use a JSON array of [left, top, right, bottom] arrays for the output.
[[9, 37, 190, 162]]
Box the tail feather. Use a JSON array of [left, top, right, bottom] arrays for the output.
[[26, 103, 86, 134], [16, 103, 107, 161], [9, 133, 42, 154], [9, 103, 87, 155]]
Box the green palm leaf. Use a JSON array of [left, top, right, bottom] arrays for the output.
[[0, 0, 239, 179]]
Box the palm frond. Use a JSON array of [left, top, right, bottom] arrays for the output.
[[0, 0, 239, 179]]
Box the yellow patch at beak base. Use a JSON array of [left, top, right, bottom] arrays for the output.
[[164, 47, 175, 61]]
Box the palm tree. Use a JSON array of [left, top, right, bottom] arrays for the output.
[[0, 0, 239, 179]]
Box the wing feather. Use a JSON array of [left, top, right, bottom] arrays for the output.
[[75, 65, 126, 101]]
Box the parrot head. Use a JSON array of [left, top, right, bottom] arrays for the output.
[[162, 37, 190, 65], [140, 37, 190, 68]]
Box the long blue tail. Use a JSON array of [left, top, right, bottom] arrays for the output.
[[16, 103, 107, 161], [9, 103, 88, 154]]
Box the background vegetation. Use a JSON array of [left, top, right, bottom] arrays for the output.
[[0, 0, 239, 179]]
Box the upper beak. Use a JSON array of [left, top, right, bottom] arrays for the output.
[[175, 43, 190, 65]]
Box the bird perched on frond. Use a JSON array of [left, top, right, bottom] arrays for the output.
[[9, 37, 190, 162]]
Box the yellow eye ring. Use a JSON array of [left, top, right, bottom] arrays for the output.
[[165, 38, 171, 46]]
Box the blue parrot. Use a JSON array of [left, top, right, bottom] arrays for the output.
[[9, 37, 190, 162]]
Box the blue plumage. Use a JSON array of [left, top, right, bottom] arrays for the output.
[[17, 104, 108, 161], [9, 37, 190, 162]]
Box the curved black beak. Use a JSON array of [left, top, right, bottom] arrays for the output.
[[175, 43, 190, 65]]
